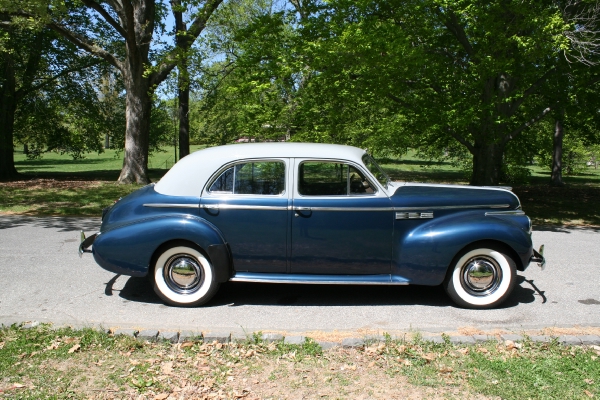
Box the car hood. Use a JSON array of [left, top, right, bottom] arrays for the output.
[[389, 182, 521, 210]]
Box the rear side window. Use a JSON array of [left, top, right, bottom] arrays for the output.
[[209, 161, 285, 195], [298, 162, 376, 196]]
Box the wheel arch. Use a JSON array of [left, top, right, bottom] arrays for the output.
[[445, 239, 521, 281], [149, 239, 232, 283]]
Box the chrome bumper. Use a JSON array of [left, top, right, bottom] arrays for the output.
[[79, 231, 99, 258], [530, 245, 545, 270]]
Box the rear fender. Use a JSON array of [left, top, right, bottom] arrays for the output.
[[92, 215, 231, 279], [393, 211, 532, 285]]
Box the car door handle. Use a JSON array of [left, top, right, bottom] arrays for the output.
[[202, 204, 220, 210], [294, 206, 311, 217], [294, 207, 312, 211]]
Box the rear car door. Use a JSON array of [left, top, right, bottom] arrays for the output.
[[200, 159, 290, 273]]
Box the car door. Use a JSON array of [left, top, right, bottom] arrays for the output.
[[290, 159, 393, 275], [200, 158, 290, 273]]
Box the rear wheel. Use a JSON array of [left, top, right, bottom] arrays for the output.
[[153, 245, 219, 307], [444, 246, 517, 309]]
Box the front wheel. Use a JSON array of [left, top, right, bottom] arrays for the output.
[[444, 247, 517, 309], [153, 245, 219, 307]]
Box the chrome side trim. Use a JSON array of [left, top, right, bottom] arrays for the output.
[[485, 210, 526, 216], [295, 207, 394, 212], [201, 204, 288, 211], [395, 211, 434, 219], [393, 204, 510, 211], [143, 203, 199, 209], [230, 275, 409, 285]]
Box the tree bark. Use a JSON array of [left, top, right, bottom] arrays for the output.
[[178, 75, 190, 159], [550, 118, 565, 186], [172, 1, 190, 159], [470, 141, 505, 186], [118, 68, 152, 184], [0, 52, 20, 181]]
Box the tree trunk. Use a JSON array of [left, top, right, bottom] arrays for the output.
[[178, 66, 190, 159], [0, 52, 20, 181], [173, 2, 190, 160], [551, 119, 564, 186], [470, 141, 505, 186], [118, 71, 152, 184]]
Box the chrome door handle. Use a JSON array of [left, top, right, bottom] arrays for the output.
[[202, 204, 220, 210]]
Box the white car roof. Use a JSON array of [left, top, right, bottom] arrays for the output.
[[154, 142, 368, 197]]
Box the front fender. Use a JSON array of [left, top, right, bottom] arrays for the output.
[[393, 211, 533, 286], [92, 214, 228, 278]]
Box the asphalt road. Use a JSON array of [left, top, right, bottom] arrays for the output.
[[0, 215, 599, 336]]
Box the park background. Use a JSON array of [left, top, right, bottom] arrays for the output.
[[2, 0, 600, 226]]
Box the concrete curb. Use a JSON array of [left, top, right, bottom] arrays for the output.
[[9, 321, 600, 349]]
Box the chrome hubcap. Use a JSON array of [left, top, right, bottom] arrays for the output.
[[164, 255, 203, 294], [461, 256, 502, 296]]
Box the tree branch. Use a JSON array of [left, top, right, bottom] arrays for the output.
[[151, 0, 224, 86], [510, 67, 556, 114], [447, 127, 474, 152], [502, 104, 556, 144], [435, 7, 474, 57], [47, 22, 123, 72], [16, 59, 103, 101], [80, 0, 127, 38]]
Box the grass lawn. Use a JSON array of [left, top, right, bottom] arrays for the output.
[[1, 324, 599, 399], [1, 146, 600, 226]]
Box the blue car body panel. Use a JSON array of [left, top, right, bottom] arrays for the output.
[[200, 196, 289, 273], [391, 210, 532, 286], [290, 196, 393, 275]]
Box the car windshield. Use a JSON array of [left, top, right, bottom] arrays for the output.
[[362, 154, 391, 189]]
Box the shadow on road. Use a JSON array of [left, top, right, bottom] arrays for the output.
[[114, 274, 538, 309], [0, 216, 100, 232]]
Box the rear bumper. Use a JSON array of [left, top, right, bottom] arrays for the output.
[[78, 231, 99, 258]]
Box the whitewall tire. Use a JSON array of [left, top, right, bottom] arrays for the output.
[[444, 247, 517, 309], [153, 245, 219, 307]]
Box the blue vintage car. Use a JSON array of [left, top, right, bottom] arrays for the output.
[[80, 143, 545, 309]]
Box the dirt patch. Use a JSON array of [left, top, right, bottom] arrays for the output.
[[0, 178, 104, 190]]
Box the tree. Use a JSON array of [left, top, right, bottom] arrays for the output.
[[32, 0, 224, 183], [0, 6, 102, 181], [305, 1, 578, 185]]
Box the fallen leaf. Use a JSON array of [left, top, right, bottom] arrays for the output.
[[422, 353, 436, 362], [46, 342, 60, 351], [181, 342, 194, 348], [154, 394, 169, 400], [585, 379, 595, 385], [0, 342, 4, 349], [63, 337, 77, 344], [584, 389, 593, 398], [439, 366, 453, 373], [13, 383, 25, 389], [161, 362, 173, 375], [68, 344, 81, 353], [505, 340, 516, 350]]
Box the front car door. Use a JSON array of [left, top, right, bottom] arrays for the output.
[[290, 159, 393, 275]]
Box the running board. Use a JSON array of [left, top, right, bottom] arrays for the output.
[[229, 272, 410, 285]]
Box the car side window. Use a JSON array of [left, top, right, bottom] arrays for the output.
[[299, 162, 375, 196], [209, 161, 285, 195]]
